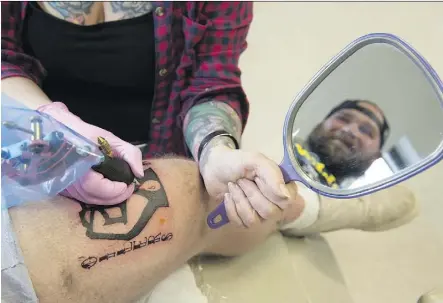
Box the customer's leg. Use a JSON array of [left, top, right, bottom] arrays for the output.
[[9, 158, 214, 303], [9, 157, 303, 302]]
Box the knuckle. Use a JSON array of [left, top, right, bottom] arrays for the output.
[[275, 199, 289, 209], [258, 206, 272, 219], [235, 217, 245, 227], [252, 199, 277, 217], [250, 198, 269, 216], [270, 204, 283, 217], [226, 210, 242, 227], [230, 190, 242, 201], [234, 221, 245, 228], [247, 210, 260, 226], [238, 210, 253, 227], [243, 216, 255, 228], [246, 190, 260, 202]]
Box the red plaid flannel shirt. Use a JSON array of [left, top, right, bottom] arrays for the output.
[[1, 1, 252, 158]]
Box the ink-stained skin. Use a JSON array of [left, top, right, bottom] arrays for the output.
[[45, 2, 94, 25], [110, 2, 153, 19], [183, 101, 243, 163], [41, 2, 154, 25], [78, 231, 173, 270], [78, 166, 169, 241]]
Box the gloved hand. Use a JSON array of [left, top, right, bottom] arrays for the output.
[[38, 102, 144, 205], [200, 144, 294, 227]]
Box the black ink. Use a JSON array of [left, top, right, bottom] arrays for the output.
[[133, 237, 148, 250], [161, 233, 173, 241], [79, 232, 173, 270], [47, 2, 94, 24], [110, 2, 153, 19], [79, 202, 128, 230], [147, 233, 161, 245], [78, 168, 170, 241], [99, 252, 116, 262], [116, 242, 133, 256], [81, 257, 98, 269]]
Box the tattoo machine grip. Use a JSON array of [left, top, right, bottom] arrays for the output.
[[92, 155, 135, 185]]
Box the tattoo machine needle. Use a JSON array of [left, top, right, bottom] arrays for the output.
[[91, 136, 136, 186]]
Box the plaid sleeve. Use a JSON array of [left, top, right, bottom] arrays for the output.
[[1, 1, 46, 85], [178, 1, 253, 132]]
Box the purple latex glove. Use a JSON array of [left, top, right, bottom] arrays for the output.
[[38, 102, 144, 205]]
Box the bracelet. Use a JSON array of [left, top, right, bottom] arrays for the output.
[[197, 130, 239, 162]]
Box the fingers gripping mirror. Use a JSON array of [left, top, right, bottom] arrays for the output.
[[207, 33, 443, 229]]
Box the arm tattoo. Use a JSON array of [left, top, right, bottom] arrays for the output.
[[46, 2, 94, 25], [183, 101, 242, 162], [78, 167, 169, 241], [110, 1, 153, 19]]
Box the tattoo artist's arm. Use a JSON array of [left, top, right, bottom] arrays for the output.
[[180, 2, 253, 160], [2, 2, 50, 108], [2, 77, 51, 109], [183, 101, 243, 162]]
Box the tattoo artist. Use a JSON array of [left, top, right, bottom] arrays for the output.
[[2, 2, 289, 224]]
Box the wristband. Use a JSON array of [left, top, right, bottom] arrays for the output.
[[197, 130, 239, 162]]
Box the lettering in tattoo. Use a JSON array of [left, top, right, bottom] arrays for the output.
[[46, 2, 94, 25], [110, 1, 153, 19], [79, 232, 173, 270], [78, 168, 170, 241], [183, 101, 242, 162]]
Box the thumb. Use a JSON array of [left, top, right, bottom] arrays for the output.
[[119, 144, 144, 178], [106, 136, 144, 178], [243, 153, 290, 200]]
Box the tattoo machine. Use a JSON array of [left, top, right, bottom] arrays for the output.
[[91, 136, 136, 186], [1, 94, 134, 209]]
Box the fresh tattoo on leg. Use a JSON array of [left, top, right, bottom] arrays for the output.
[[183, 101, 242, 163], [110, 1, 153, 19], [78, 167, 170, 241], [78, 232, 173, 270], [44, 2, 94, 25]]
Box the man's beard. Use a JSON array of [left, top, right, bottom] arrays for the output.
[[306, 124, 374, 182]]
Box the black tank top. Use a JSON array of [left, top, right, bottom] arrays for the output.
[[22, 2, 156, 144]]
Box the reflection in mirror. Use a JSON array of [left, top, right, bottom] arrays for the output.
[[291, 43, 443, 191]]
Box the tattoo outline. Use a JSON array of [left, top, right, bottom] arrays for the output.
[[78, 168, 170, 241], [79, 232, 173, 270]]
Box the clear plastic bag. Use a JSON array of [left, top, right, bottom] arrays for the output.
[[1, 94, 104, 209]]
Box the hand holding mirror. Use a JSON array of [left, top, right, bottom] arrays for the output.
[[207, 33, 443, 229]]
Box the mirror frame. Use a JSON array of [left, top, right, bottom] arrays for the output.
[[283, 32, 443, 199]]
